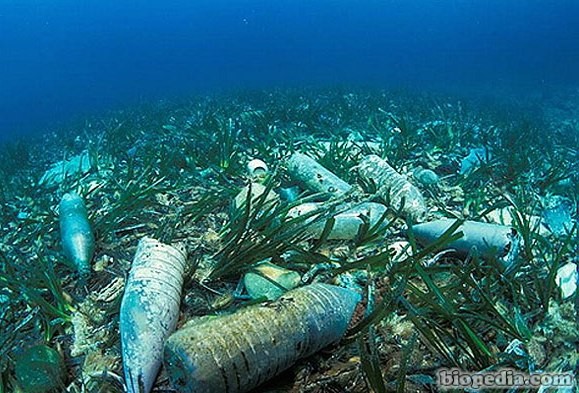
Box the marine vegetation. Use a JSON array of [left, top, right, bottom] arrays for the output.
[[0, 88, 577, 392]]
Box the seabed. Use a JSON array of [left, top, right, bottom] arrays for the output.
[[0, 87, 577, 392]]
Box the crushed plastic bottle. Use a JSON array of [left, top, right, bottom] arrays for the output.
[[357, 155, 427, 222], [164, 283, 361, 393]]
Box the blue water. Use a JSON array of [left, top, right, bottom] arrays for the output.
[[1, 0, 578, 141]]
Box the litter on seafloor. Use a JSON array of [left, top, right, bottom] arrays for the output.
[[120, 237, 188, 393], [164, 283, 361, 393]]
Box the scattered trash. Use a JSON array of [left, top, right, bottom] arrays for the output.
[[16, 211, 30, 220], [483, 207, 550, 237], [4, 89, 579, 392], [127, 145, 139, 158], [14, 344, 65, 393], [243, 261, 301, 300], [164, 283, 361, 393], [357, 155, 427, 222], [39, 151, 93, 187], [542, 195, 575, 236], [277, 185, 300, 202], [286, 152, 353, 197], [413, 166, 440, 186], [503, 339, 533, 370], [411, 219, 521, 268], [120, 237, 188, 393], [333, 270, 368, 293], [555, 262, 577, 300], [459, 147, 491, 175], [287, 201, 387, 240], [59, 192, 95, 278], [233, 182, 278, 212], [246, 158, 269, 181]]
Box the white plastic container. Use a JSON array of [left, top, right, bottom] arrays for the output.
[[120, 237, 187, 393], [164, 283, 361, 393], [357, 155, 427, 222], [59, 192, 95, 278]]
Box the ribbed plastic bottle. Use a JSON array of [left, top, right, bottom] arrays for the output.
[[164, 283, 361, 393], [357, 155, 427, 222], [120, 237, 188, 393]]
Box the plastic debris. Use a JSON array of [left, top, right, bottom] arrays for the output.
[[357, 155, 427, 222], [243, 262, 301, 300], [17, 211, 30, 220], [39, 151, 92, 187], [59, 192, 95, 278], [127, 145, 139, 158], [413, 166, 440, 186], [164, 283, 361, 393], [411, 219, 521, 268], [120, 237, 188, 393], [286, 152, 353, 197], [287, 201, 388, 240], [333, 270, 368, 293], [246, 158, 269, 181], [459, 147, 490, 175], [542, 195, 575, 236], [233, 182, 278, 212], [555, 262, 577, 299], [15, 344, 65, 393], [503, 339, 533, 369], [277, 185, 300, 202], [483, 207, 550, 236]]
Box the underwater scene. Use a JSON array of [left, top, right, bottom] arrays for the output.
[[0, 1, 578, 393]]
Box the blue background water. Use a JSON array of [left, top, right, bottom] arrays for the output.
[[1, 0, 578, 142]]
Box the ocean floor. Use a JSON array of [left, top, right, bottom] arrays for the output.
[[0, 87, 577, 392]]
